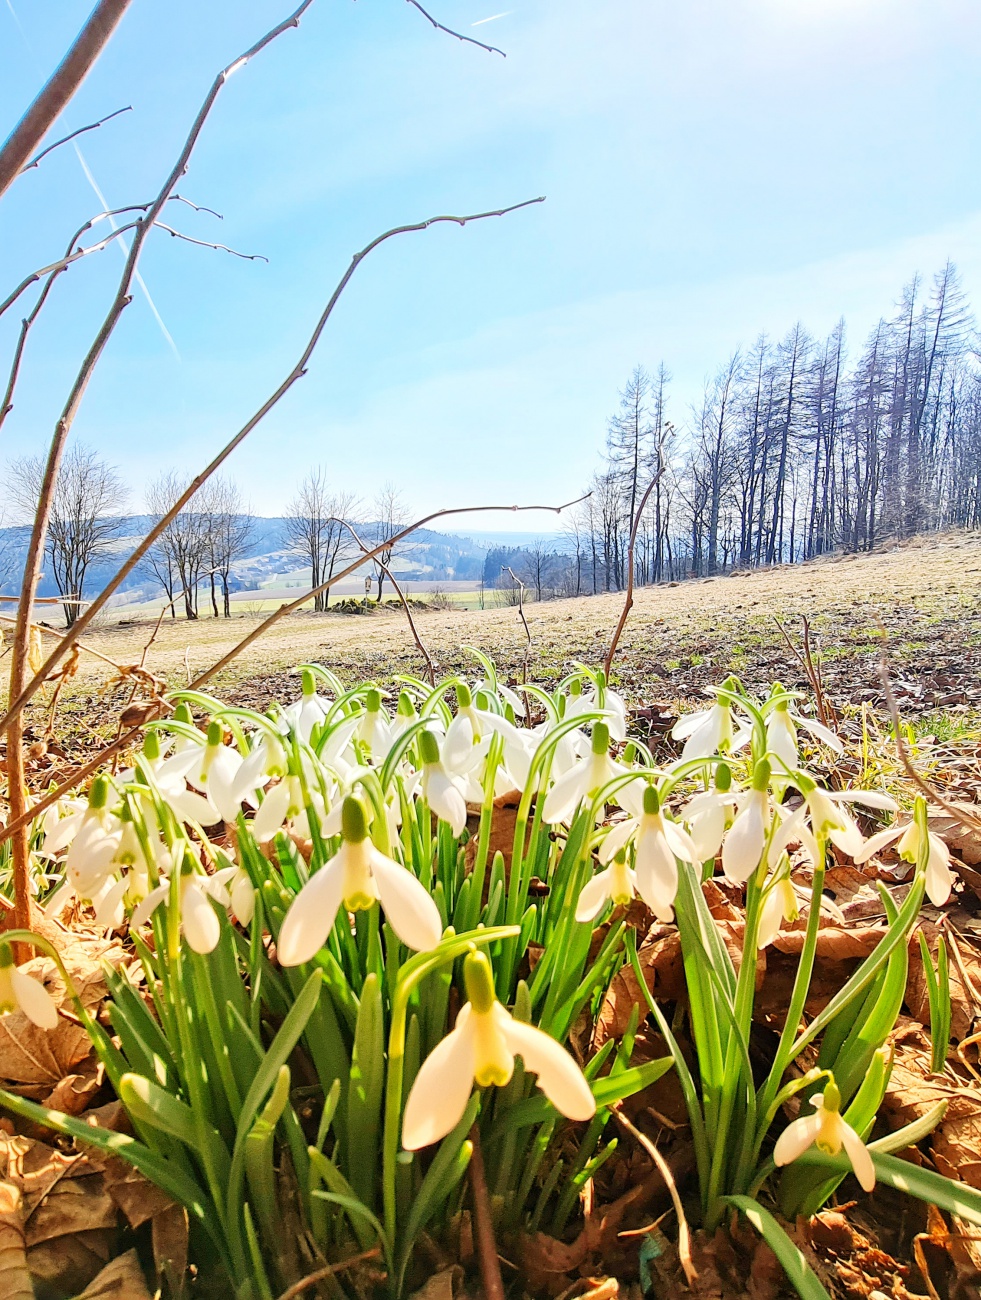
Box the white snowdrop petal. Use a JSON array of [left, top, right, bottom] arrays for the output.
[[182, 883, 221, 954], [542, 764, 589, 825], [370, 851, 443, 952], [598, 819, 635, 865], [575, 869, 614, 923], [277, 860, 346, 966], [402, 1011, 477, 1150], [773, 1112, 824, 1168], [840, 1121, 876, 1192], [252, 781, 292, 842], [131, 882, 169, 929], [796, 716, 845, 753], [10, 968, 59, 1030], [501, 1016, 596, 1121], [852, 825, 904, 864]]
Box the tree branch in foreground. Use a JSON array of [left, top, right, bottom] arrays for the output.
[[405, 0, 506, 57], [3, 0, 320, 947], [0, 496, 586, 850], [19, 106, 133, 175], [0, 196, 545, 744], [603, 469, 661, 679], [0, 0, 135, 202]]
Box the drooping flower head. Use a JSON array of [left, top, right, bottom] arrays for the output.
[[419, 728, 468, 837], [773, 1076, 875, 1192], [0, 944, 58, 1030], [402, 949, 596, 1150], [277, 794, 443, 965]]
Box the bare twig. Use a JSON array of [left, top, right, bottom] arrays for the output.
[[4, 0, 320, 944], [502, 564, 533, 716], [604, 471, 661, 679], [273, 1247, 382, 1300], [0, 197, 546, 743], [155, 223, 269, 262], [0, 220, 143, 320], [338, 518, 437, 685], [469, 1124, 505, 1300], [405, 0, 506, 56], [611, 1105, 697, 1286], [878, 639, 981, 833], [189, 498, 581, 692], [19, 106, 133, 174], [0, 0, 135, 201]]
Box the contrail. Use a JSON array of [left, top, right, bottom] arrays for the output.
[[472, 12, 512, 26], [4, 0, 181, 359]]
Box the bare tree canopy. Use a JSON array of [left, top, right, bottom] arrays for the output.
[[8, 444, 126, 626], [371, 483, 409, 601], [283, 469, 358, 610]]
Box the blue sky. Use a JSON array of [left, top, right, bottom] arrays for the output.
[[2, 0, 981, 524]]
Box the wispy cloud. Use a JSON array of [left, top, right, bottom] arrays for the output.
[[472, 12, 512, 27]]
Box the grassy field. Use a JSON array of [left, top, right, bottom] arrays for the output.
[[31, 532, 978, 779]]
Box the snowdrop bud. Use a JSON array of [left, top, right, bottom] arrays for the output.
[[463, 949, 496, 1015], [397, 691, 415, 719], [366, 687, 382, 713], [643, 785, 659, 816], [591, 722, 610, 756], [570, 678, 583, 698], [143, 731, 161, 762], [89, 775, 111, 811], [752, 757, 771, 793], [300, 668, 316, 696], [206, 720, 223, 747], [623, 742, 637, 765], [419, 728, 441, 766], [174, 703, 194, 727], [341, 794, 369, 844], [456, 683, 473, 710], [716, 763, 732, 792]]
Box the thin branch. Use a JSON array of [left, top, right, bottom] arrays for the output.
[[469, 1124, 506, 1300], [0, 197, 546, 740], [405, 0, 506, 56], [3, 0, 320, 943], [878, 640, 981, 834], [273, 1247, 382, 1300], [0, 220, 143, 320], [155, 223, 268, 262], [0, 497, 586, 851], [502, 564, 533, 713], [0, 0, 135, 202], [338, 518, 437, 685], [170, 194, 224, 219], [604, 470, 661, 679], [19, 106, 133, 174], [611, 1106, 697, 1286], [188, 497, 582, 691]]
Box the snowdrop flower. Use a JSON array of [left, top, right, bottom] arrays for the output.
[[277, 795, 442, 965], [233, 731, 288, 802], [773, 1078, 874, 1192], [402, 949, 595, 1149], [283, 669, 330, 745], [585, 787, 700, 922], [419, 730, 468, 837], [797, 778, 897, 858], [542, 723, 642, 826], [765, 689, 844, 768], [357, 688, 395, 758], [57, 777, 123, 899], [132, 854, 232, 954], [565, 677, 627, 742], [757, 872, 798, 949], [671, 681, 746, 761], [854, 807, 953, 906], [183, 722, 246, 824], [226, 865, 256, 926], [251, 774, 329, 843], [443, 685, 533, 791], [681, 764, 737, 862], [0, 947, 58, 1030], [721, 760, 773, 883]]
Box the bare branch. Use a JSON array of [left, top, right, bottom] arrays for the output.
[[170, 194, 224, 220], [340, 517, 437, 685], [0, 0, 135, 202], [3, 0, 319, 943], [0, 196, 546, 736], [603, 470, 658, 679], [0, 219, 143, 320], [19, 106, 133, 175], [188, 496, 584, 691], [405, 0, 506, 57], [155, 223, 269, 262]]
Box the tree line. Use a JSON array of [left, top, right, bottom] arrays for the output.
[[564, 262, 981, 592]]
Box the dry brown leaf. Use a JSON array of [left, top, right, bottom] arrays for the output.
[[73, 1248, 152, 1299], [0, 1181, 32, 1300], [929, 807, 981, 866], [407, 1264, 463, 1300]]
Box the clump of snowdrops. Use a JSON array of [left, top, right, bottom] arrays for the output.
[[0, 657, 979, 1300]]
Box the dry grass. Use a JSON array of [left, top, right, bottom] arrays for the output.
[[45, 531, 980, 715]]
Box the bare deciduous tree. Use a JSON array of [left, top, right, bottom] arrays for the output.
[[8, 444, 126, 626], [201, 477, 254, 618], [371, 483, 408, 601], [283, 469, 358, 611]]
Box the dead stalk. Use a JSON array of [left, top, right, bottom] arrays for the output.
[[603, 469, 662, 681], [611, 1105, 697, 1286], [469, 1123, 506, 1300]]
